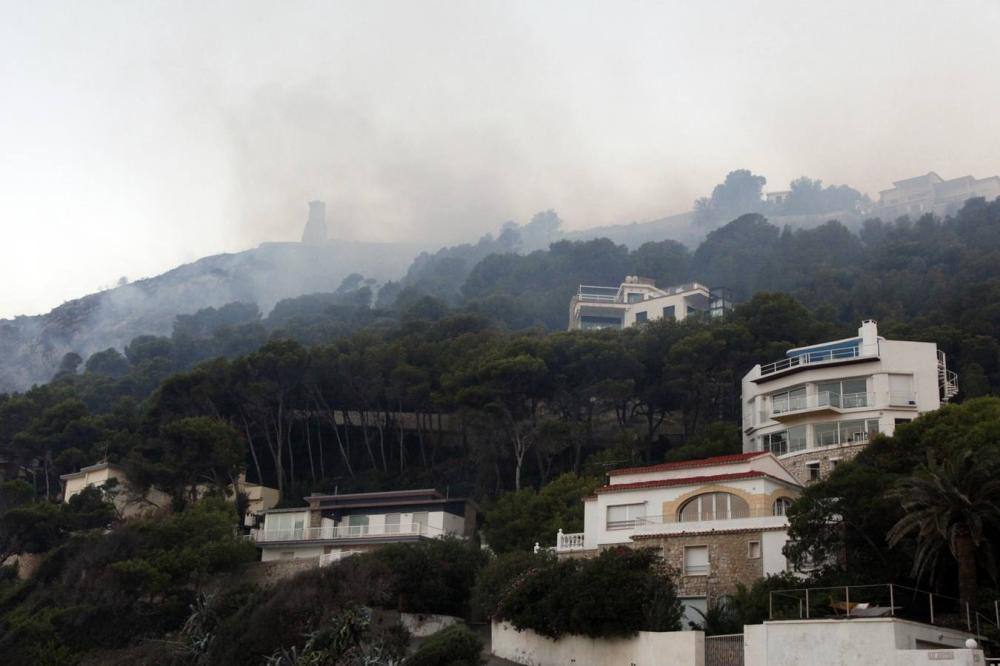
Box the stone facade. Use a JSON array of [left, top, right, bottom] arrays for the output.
[[780, 443, 866, 485], [631, 529, 774, 602]]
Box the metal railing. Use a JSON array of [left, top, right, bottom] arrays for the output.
[[576, 285, 620, 303], [759, 343, 879, 377], [768, 583, 1000, 640], [251, 521, 435, 543], [705, 633, 744, 666], [771, 391, 873, 416]]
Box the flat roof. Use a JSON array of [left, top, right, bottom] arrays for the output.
[[608, 451, 769, 477]]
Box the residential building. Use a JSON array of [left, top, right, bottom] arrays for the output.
[[60, 462, 171, 519], [555, 452, 803, 626], [741, 320, 957, 484], [251, 489, 479, 565], [765, 190, 791, 205], [876, 171, 1000, 219], [568, 276, 732, 330], [236, 473, 281, 526]]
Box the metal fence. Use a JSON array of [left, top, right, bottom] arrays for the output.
[[705, 633, 744, 666]]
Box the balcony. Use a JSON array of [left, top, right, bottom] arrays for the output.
[[576, 285, 621, 304], [756, 343, 879, 380], [555, 529, 586, 552], [631, 510, 790, 537], [770, 391, 874, 421], [251, 521, 434, 544]]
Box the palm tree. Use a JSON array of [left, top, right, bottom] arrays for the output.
[[887, 449, 1000, 610]]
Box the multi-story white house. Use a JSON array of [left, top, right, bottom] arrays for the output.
[[568, 276, 731, 330], [876, 171, 1000, 219], [741, 320, 958, 484], [252, 489, 479, 565], [555, 452, 803, 626]]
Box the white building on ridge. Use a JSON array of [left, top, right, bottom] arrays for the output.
[[568, 276, 731, 330], [741, 320, 957, 484]]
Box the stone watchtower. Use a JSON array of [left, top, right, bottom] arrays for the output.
[[301, 200, 327, 244]]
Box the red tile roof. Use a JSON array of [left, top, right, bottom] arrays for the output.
[[607, 451, 768, 477]]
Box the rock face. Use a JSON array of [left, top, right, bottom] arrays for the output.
[[0, 239, 430, 393]]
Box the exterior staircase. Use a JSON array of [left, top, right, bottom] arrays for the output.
[[938, 350, 959, 402]]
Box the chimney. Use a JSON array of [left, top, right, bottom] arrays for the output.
[[858, 319, 879, 348], [301, 200, 328, 244]]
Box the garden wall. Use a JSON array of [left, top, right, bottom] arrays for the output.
[[491, 621, 704, 666]]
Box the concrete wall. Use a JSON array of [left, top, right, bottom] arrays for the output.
[[744, 618, 980, 666], [761, 530, 790, 576], [399, 612, 461, 638], [491, 621, 704, 666], [260, 545, 323, 562]]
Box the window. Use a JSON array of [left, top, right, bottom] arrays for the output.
[[787, 425, 807, 452], [626, 292, 644, 304], [814, 419, 880, 446], [761, 431, 788, 455], [894, 418, 913, 426], [662, 305, 676, 320], [385, 513, 400, 534], [678, 492, 749, 522], [773, 497, 794, 516], [347, 514, 369, 535], [607, 503, 646, 529], [411, 511, 428, 533], [684, 546, 709, 575], [807, 462, 821, 481], [771, 386, 807, 414], [748, 541, 761, 559], [635, 311, 648, 323], [817, 377, 868, 408], [889, 374, 915, 405], [830, 458, 841, 470]]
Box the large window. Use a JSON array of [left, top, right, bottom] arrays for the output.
[[773, 497, 794, 516], [635, 311, 648, 323], [384, 513, 401, 533], [814, 418, 880, 446], [817, 377, 868, 408], [771, 386, 807, 414], [662, 305, 676, 320], [347, 514, 370, 535], [678, 492, 749, 522], [761, 426, 805, 455], [626, 292, 644, 304], [607, 503, 646, 529]]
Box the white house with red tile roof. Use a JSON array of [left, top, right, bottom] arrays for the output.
[[556, 451, 804, 625]]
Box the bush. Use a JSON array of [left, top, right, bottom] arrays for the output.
[[471, 551, 543, 621], [495, 547, 682, 639], [405, 624, 483, 666]]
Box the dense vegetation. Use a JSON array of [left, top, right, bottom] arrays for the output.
[[0, 196, 999, 662]]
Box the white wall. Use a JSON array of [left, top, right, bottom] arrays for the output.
[[399, 612, 461, 638], [744, 618, 979, 666], [260, 546, 322, 562], [761, 530, 790, 576], [491, 621, 704, 666]]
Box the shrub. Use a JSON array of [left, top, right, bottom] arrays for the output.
[[495, 547, 682, 639], [470, 550, 543, 621], [405, 624, 483, 666]]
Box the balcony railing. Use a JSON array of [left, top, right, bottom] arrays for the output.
[[251, 521, 434, 543], [556, 529, 586, 552], [759, 343, 879, 378], [576, 286, 620, 303], [771, 391, 873, 416]]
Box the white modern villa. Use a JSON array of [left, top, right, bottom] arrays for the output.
[[555, 452, 803, 625], [741, 320, 958, 484], [568, 276, 731, 330], [252, 489, 479, 565]]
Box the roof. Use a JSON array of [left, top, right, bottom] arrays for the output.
[[892, 172, 943, 188], [595, 470, 774, 495], [59, 461, 124, 481], [608, 451, 768, 477], [306, 488, 443, 501]]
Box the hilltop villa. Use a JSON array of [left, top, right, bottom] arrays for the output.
[[741, 320, 957, 484], [251, 489, 479, 565], [567, 276, 732, 330], [554, 451, 803, 626], [876, 171, 1000, 219]]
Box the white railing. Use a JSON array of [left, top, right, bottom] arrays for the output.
[[771, 391, 873, 416], [576, 285, 620, 303], [252, 521, 432, 543], [555, 529, 586, 552], [759, 343, 879, 377]]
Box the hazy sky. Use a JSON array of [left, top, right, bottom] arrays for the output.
[[2, 1, 999, 319]]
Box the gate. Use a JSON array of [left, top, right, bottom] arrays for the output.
[[705, 633, 744, 666]]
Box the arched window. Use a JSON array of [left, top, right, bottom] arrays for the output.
[[678, 492, 749, 522], [773, 497, 794, 516]]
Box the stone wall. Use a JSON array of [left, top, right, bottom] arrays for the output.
[[781, 443, 867, 484], [632, 530, 766, 600], [243, 557, 320, 587]]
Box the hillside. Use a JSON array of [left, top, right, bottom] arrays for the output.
[[0, 239, 430, 392]]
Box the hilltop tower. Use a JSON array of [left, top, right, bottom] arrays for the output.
[[301, 200, 328, 244]]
